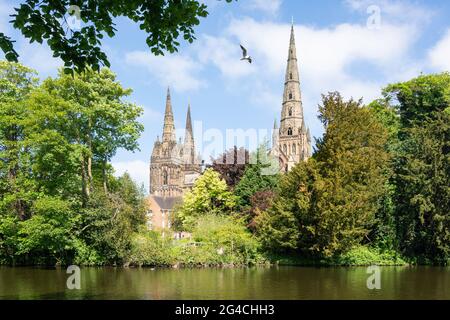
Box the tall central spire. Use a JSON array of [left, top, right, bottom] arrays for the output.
[[280, 23, 304, 132], [162, 87, 176, 142]]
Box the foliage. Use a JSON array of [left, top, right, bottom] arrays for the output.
[[245, 190, 276, 231], [330, 246, 406, 266], [0, 61, 146, 266], [129, 231, 173, 267], [234, 143, 280, 208], [267, 246, 407, 266], [172, 215, 261, 266], [2, 0, 235, 73], [258, 92, 391, 258], [383, 73, 450, 264], [209, 146, 249, 189], [17, 197, 78, 265], [175, 168, 237, 230], [0, 61, 39, 220]]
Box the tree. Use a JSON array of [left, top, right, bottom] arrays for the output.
[[175, 168, 237, 230], [34, 67, 144, 202], [384, 73, 450, 264], [0, 61, 148, 266], [258, 92, 391, 257], [234, 143, 279, 208], [246, 190, 276, 231], [1, 0, 235, 73], [209, 146, 249, 189], [366, 99, 401, 251], [0, 61, 38, 220]]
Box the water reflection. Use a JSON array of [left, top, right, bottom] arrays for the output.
[[0, 266, 448, 299]]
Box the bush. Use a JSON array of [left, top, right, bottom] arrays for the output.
[[330, 246, 407, 266], [128, 231, 173, 266], [173, 215, 262, 266]]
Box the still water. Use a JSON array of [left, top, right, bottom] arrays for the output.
[[0, 266, 448, 299]]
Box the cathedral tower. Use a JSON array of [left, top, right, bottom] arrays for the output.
[[148, 89, 202, 230], [272, 23, 312, 172]]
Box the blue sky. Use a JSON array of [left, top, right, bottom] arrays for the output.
[[1, 0, 450, 192]]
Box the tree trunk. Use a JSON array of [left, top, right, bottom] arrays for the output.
[[102, 158, 108, 194], [81, 154, 88, 207]]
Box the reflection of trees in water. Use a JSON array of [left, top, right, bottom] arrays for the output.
[[0, 266, 449, 299]]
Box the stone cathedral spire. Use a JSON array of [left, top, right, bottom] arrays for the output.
[[280, 23, 304, 133], [271, 22, 312, 172], [162, 87, 176, 143], [184, 104, 195, 164]]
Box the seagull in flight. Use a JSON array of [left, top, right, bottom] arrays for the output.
[[240, 44, 252, 63]]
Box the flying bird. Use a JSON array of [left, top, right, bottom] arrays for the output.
[[240, 44, 252, 63]]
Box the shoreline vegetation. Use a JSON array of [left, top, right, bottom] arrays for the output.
[[0, 62, 449, 269]]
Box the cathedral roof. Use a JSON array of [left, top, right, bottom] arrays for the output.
[[150, 195, 182, 210]]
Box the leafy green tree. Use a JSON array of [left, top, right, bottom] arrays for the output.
[[255, 160, 314, 252], [366, 99, 401, 251], [2, 0, 235, 73], [234, 143, 280, 208], [0, 61, 148, 266], [0, 61, 38, 220], [384, 73, 450, 263], [76, 173, 147, 265], [175, 168, 237, 230], [35, 67, 143, 202], [17, 197, 78, 265], [258, 92, 390, 257]]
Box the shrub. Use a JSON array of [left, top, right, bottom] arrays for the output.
[[128, 231, 173, 266], [173, 215, 262, 266]]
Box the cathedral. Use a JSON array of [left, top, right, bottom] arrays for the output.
[[270, 24, 312, 171], [147, 88, 202, 230], [147, 23, 311, 230]]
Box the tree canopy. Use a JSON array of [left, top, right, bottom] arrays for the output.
[[1, 0, 235, 74]]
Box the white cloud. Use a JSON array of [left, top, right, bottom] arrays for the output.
[[196, 35, 254, 78], [125, 51, 205, 92], [112, 160, 149, 193], [428, 28, 450, 72], [206, 16, 420, 111], [226, 18, 417, 78], [243, 0, 283, 16], [18, 42, 62, 76], [345, 0, 434, 24]]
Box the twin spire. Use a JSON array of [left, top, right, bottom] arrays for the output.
[[162, 87, 175, 142], [161, 87, 194, 147]]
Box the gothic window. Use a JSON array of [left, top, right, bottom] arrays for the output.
[[288, 107, 292, 116], [292, 143, 296, 154], [285, 164, 288, 172], [163, 170, 168, 185], [288, 127, 293, 135], [290, 72, 292, 80], [283, 144, 287, 154], [289, 92, 293, 99]]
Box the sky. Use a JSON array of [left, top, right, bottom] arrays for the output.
[[1, 0, 450, 192]]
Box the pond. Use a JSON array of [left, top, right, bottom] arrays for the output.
[[0, 266, 448, 299]]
